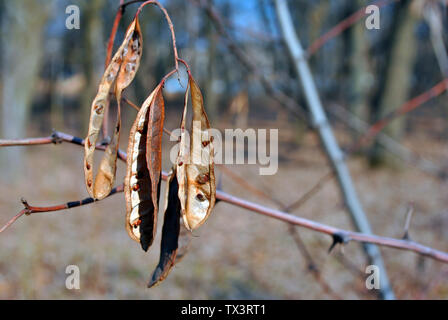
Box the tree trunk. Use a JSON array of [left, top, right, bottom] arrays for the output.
[[275, 0, 395, 300], [0, 1, 49, 178], [348, 0, 371, 124], [369, 0, 418, 167], [80, 0, 106, 135]]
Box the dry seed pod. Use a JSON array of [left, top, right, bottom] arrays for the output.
[[177, 75, 216, 230], [84, 17, 143, 200], [125, 84, 163, 251], [116, 17, 142, 102], [148, 168, 187, 288], [176, 82, 190, 227], [146, 81, 165, 224]]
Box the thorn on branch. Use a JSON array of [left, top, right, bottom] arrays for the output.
[[329, 232, 350, 253], [307, 263, 319, 273], [51, 130, 63, 144], [20, 198, 32, 215], [100, 136, 111, 146]]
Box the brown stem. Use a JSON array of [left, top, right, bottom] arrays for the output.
[[1, 132, 448, 264], [0, 185, 124, 234], [122, 97, 140, 111], [284, 170, 334, 212], [102, 0, 125, 139], [134, 1, 179, 71], [307, 0, 395, 56], [354, 78, 448, 150], [105, 0, 125, 69]]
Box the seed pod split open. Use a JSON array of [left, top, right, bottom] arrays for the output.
[[177, 75, 216, 231], [125, 83, 164, 251], [85, 17, 142, 200]]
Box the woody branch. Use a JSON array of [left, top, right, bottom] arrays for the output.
[[0, 132, 447, 263]]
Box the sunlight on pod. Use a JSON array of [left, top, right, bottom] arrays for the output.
[[177, 75, 216, 231], [84, 16, 143, 200]]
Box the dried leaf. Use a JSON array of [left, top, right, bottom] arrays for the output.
[[85, 17, 143, 200], [125, 83, 163, 251], [177, 75, 216, 230]]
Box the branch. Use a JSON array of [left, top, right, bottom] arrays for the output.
[[192, 0, 306, 120], [195, 0, 447, 182], [219, 165, 341, 299], [355, 78, 448, 150], [0, 185, 124, 234], [1, 132, 448, 265], [329, 104, 446, 180], [105, 0, 125, 69], [284, 170, 334, 212], [134, 1, 179, 71], [275, 0, 395, 299], [307, 0, 396, 56]]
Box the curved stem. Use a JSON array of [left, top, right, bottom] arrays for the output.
[[134, 1, 179, 71]]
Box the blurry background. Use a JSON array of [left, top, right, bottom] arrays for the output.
[[0, 0, 448, 299]]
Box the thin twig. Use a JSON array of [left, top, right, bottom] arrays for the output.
[[105, 0, 125, 69], [134, 1, 179, 71], [354, 78, 448, 150], [307, 0, 396, 56], [329, 103, 446, 180], [0, 185, 124, 234], [193, 0, 305, 120], [284, 170, 334, 212], [122, 97, 140, 111]]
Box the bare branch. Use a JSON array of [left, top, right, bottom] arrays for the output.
[[284, 171, 334, 212], [0, 184, 123, 234], [1, 132, 448, 264], [354, 78, 448, 150], [192, 0, 306, 120], [307, 0, 396, 56]]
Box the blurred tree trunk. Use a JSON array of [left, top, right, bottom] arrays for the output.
[[80, 0, 106, 135], [349, 0, 371, 126], [0, 1, 49, 178], [275, 0, 395, 300], [369, 0, 418, 167]]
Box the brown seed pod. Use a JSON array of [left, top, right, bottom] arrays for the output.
[[146, 81, 165, 226], [85, 16, 143, 200], [124, 83, 163, 251], [148, 168, 192, 288], [176, 75, 216, 231]]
